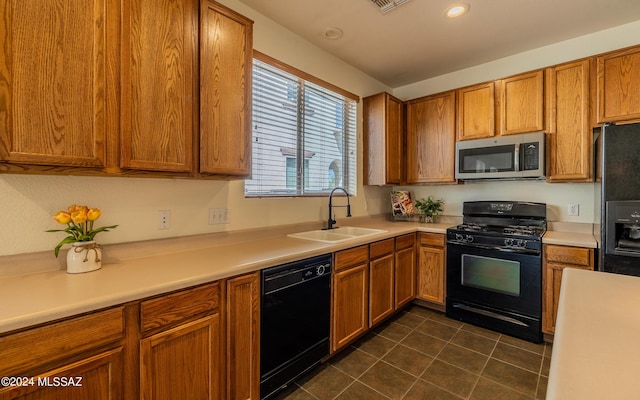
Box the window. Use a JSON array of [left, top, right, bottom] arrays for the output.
[[245, 53, 358, 197]]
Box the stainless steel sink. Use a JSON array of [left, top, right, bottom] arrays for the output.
[[287, 227, 387, 243]]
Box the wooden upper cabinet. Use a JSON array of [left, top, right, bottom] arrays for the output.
[[597, 45, 640, 123], [498, 70, 544, 135], [120, 0, 197, 173], [457, 82, 495, 140], [546, 59, 593, 182], [406, 91, 456, 184], [200, 1, 253, 176], [363, 92, 403, 185], [457, 71, 543, 140], [0, 0, 118, 168]]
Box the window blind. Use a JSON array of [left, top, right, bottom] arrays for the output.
[[245, 59, 357, 197]]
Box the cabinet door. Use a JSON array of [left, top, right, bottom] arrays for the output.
[[395, 245, 416, 309], [406, 91, 456, 184], [457, 82, 495, 140], [542, 245, 594, 334], [332, 263, 368, 352], [363, 92, 402, 185], [200, 1, 253, 176], [120, 0, 196, 172], [369, 253, 395, 327], [140, 315, 222, 400], [417, 245, 445, 305], [498, 70, 544, 135], [0, 0, 117, 168], [546, 60, 593, 182], [225, 273, 260, 400], [597, 46, 640, 123], [0, 349, 123, 400]]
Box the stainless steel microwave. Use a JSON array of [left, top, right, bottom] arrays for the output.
[[455, 132, 545, 180]]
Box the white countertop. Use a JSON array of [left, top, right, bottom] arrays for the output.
[[0, 219, 451, 334], [547, 268, 640, 399], [0, 218, 598, 336], [541, 230, 597, 248]]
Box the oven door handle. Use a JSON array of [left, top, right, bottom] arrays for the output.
[[447, 240, 541, 256]]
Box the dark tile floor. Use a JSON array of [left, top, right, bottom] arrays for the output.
[[273, 305, 551, 400]]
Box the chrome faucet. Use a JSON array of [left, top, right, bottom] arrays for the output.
[[326, 187, 351, 230]]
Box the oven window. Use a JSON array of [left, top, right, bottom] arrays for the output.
[[461, 255, 520, 296]]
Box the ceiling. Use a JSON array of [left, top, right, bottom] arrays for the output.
[[237, 0, 640, 87]]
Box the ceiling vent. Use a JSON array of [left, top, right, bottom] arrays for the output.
[[369, 0, 411, 13]]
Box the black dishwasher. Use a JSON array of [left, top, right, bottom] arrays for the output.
[[260, 254, 332, 400]]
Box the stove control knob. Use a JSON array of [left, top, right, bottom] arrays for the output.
[[455, 234, 464, 241], [517, 240, 526, 248], [465, 235, 474, 243], [505, 238, 514, 246]]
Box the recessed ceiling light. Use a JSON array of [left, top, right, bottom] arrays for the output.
[[321, 27, 344, 40], [445, 3, 470, 18]]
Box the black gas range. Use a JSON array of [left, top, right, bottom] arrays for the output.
[[446, 201, 547, 343]]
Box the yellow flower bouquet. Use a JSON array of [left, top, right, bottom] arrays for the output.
[[47, 204, 118, 257]]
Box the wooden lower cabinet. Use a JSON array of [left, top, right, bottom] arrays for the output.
[[140, 316, 221, 400], [369, 239, 395, 327], [542, 244, 594, 335], [224, 272, 260, 400], [0, 272, 255, 400], [416, 233, 446, 306], [0, 348, 123, 400], [394, 233, 416, 309], [332, 245, 369, 353], [139, 282, 223, 400], [0, 307, 125, 400]]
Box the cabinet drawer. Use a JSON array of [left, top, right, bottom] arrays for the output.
[[370, 238, 394, 260], [334, 245, 369, 271], [419, 232, 445, 247], [0, 306, 124, 376], [544, 245, 593, 267], [395, 233, 416, 251], [141, 282, 220, 333]]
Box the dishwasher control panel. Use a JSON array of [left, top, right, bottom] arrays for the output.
[[262, 254, 332, 295]]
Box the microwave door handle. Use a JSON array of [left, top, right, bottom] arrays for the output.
[[514, 145, 520, 171]]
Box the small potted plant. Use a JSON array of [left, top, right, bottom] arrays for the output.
[[414, 196, 444, 223], [47, 204, 118, 273]]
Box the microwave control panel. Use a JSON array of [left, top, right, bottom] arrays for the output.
[[521, 142, 540, 170]]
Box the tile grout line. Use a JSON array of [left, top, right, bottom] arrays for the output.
[[416, 313, 473, 400], [285, 306, 547, 400], [343, 308, 424, 400]]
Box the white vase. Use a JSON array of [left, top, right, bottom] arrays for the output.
[[66, 241, 102, 274]]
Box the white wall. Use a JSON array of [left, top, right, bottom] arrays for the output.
[[392, 20, 640, 100], [1, 2, 637, 257], [396, 182, 595, 223]]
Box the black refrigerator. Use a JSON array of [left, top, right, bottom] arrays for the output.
[[599, 122, 640, 276]]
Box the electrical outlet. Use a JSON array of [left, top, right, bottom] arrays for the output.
[[157, 210, 171, 229], [568, 203, 580, 217], [209, 208, 230, 225]]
